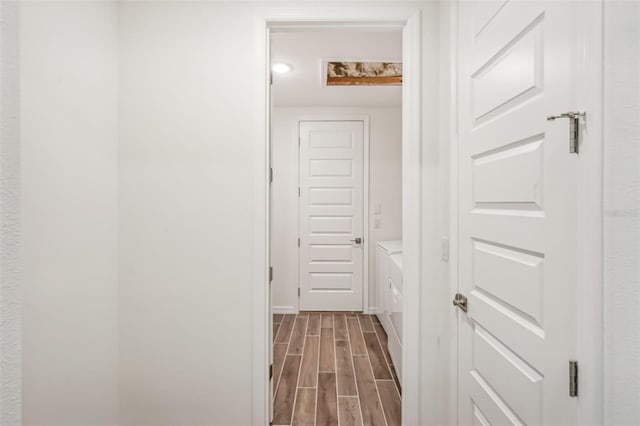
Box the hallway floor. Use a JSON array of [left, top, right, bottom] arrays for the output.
[[272, 312, 401, 426]]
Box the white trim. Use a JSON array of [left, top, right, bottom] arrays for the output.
[[400, 11, 422, 426], [252, 15, 271, 426], [363, 115, 373, 315], [254, 6, 425, 426], [271, 306, 297, 315], [575, 2, 604, 424], [295, 114, 370, 314], [446, 2, 459, 425]]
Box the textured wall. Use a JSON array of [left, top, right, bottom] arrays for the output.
[[604, 2, 640, 425], [0, 1, 21, 424]]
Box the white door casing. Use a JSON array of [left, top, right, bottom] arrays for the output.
[[256, 10, 427, 426], [457, 1, 579, 425], [299, 120, 364, 311]]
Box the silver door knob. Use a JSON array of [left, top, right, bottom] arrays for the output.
[[350, 237, 362, 244]]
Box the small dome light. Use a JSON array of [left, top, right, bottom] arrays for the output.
[[272, 63, 292, 74]]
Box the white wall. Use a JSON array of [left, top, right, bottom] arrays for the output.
[[118, 2, 446, 425], [604, 2, 640, 425], [419, 3, 449, 425], [437, 1, 456, 424], [20, 2, 119, 425], [118, 3, 256, 424], [271, 107, 402, 313], [12, 2, 448, 425]]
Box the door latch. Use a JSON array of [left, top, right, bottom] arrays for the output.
[[452, 293, 468, 312], [546, 111, 585, 154], [350, 237, 362, 245]]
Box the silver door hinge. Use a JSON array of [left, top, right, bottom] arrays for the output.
[[269, 167, 273, 184], [298, 288, 300, 297], [298, 238, 300, 247], [298, 187, 300, 197], [547, 111, 585, 154], [270, 72, 273, 85], [569, 360, 578, 397], [269, 266, 273, 282]]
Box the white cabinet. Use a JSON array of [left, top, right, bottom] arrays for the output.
[[374, 240, 403, 386], [387, 254, 403, 384], [375, 240, 402, 331]]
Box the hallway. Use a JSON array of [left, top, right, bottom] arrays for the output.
[[273, 313, 401, 426]]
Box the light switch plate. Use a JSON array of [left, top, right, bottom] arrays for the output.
[[374, 217, 382, 228], [374, 203, 382, 214], [441, 237, 449, 262]]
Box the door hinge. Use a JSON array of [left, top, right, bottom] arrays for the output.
[[298, 187, 300, 197], [298, 288, 300, 297], [569, 360, 578, 397], [547, 111, 585, 154], [269, 266, 273, 282], [270, 72, 273, 85], [269, 364, 273, 380], [452, 293, 468, 312], [269, 167, 273, 184], [297, 238, 300, 247]]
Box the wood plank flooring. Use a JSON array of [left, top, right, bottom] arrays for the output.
[[273, 312, 401, 426]]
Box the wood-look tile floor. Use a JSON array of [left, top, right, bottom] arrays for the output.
[[273, 312, 401, 426]]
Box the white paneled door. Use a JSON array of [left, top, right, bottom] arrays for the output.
[[458, 1, 580, 425], [299, 121, 364, 311]]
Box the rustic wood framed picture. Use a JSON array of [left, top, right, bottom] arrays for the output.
[[325, 61, 402, 86]]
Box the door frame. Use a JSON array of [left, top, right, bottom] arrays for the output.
[[449, 1, 604, 425], [296, 116, 370, 314], [252, 6, 425, 425]]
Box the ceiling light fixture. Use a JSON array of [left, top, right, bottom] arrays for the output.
[[272, 63, 292, 74]]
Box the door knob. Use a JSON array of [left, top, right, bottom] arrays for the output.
[[350, 237, 362, 244], [452, 293, 468, 312]]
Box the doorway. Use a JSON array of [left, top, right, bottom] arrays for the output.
[[269, 28, 404, 425], [252, 7, 429, 426]]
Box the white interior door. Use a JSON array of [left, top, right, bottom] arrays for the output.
[[457, 1, 580, 425], [299, 120, 364, 311]]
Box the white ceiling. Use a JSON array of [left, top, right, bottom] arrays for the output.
[[271, 30, 402, 107]]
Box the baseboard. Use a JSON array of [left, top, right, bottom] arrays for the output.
[[272, 305, 297, 314], [272, 306, 379, 314]]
